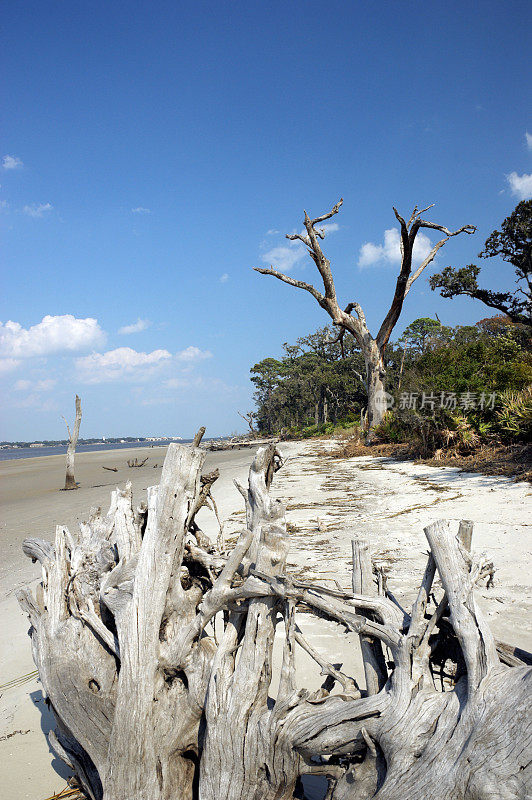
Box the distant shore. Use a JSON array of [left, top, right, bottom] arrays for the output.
[[0, 439, 193, 462]]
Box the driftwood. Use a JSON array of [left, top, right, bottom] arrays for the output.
[[126, 456, 148, 468], [102, 467, 118, 473], [17, 443, 531, 799], [208, 436, 279, 451], [62, 395, 82, 490]]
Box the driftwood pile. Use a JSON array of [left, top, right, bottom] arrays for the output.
[[207, 436, 279, 452], [17, 443, 531, 799]]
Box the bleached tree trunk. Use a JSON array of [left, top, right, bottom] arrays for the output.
[[255, 201, 475, 439], [18, 444, 531, 800], [63, 394, 82, 490]]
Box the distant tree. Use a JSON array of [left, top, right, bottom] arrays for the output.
[[430, 200, 532, 326], [255, 199, 474, 438], [399, 317, 445, 355], [251, 327, 366, 433], [250, 358, 283, 433]]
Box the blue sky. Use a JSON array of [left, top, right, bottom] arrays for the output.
[[1, 0, 531, 440]]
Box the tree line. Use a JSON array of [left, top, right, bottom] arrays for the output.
[[250, 315, 531, 445]]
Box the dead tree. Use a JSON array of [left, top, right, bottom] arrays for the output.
[[238, 411, 257, 437], [255, 201, 475, 437], [62, 394, 82, 490], [18, 444, 531, 799]]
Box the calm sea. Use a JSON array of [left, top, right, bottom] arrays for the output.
[[0, 440, 193, 462]]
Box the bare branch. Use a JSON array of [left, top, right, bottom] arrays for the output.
[[286, 233, 311, 246], [295, 627, 361, 695], [376, 212, 475, 351], [418, 221, 476, 237], [61, 414, 72, 441], [309, 198, 343, 226], [253, 267, 325, 304]]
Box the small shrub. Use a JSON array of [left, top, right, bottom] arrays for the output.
[[494, 387, 532, 441]]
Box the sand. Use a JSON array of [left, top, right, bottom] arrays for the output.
[[1, 440, 530, 799]]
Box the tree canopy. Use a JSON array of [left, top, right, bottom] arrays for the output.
[[430, 201, 532, 326]]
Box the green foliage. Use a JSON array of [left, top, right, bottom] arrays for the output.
[[399, 317, 450, 355], [251, 314, 531, 454], [430, 201, 532, 326], [495, 387, 532, 441], [250, 327, 367, 435]]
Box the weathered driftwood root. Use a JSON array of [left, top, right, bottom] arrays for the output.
[[18, 444, 531, 800], [126, 456, 148, 468]]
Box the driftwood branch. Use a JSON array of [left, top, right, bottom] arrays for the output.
[[18, 445, 531, 800], [126, 457, 148, 468]]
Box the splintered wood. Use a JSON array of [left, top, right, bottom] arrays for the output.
[[18, 443, 531, 799]]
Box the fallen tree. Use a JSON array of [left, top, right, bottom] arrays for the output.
[[18, 442, 531, 799]]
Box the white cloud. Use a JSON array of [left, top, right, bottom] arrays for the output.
[[0, 358, 21, 373], [118, 318, 151, 335], [317, 222, 339, 235], [14, 378, 56, 392], [175, 346, 212, 362], [358, 228, 432, 268], [131, 206, 151, 214], [161, 375, 237, 395], [3, 155, 23, 170], [0, 200, 9, 211], [0, 315, 106, 359], [262, 222, 340, 273], [219, 273, 229, 283], [262, 244, 306, 273], [164, 377, 192, 389], [76, 347, 172, 384], [23, 202, 53, 218], [507, 171, 532, 200], [526, 132, 532, 150]]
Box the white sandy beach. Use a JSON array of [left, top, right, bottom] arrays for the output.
[[1, 440, 530, 799]]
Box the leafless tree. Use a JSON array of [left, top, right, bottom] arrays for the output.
[[255, 200, 475, 438], [18, 443, 531, 799], [62, 394, 82, 490], [238, 410, 256, 436]]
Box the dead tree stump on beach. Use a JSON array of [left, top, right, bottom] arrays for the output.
[[18, 443, 531, 799], [62, 394, 82, 491]]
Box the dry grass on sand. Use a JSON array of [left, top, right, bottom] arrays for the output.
[[335, 439, 532, 483]]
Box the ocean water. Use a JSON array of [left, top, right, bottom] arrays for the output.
[[0, 440, 193, 462]]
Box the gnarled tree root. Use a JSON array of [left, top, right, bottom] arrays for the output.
[[18, 443, 531, 800]]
